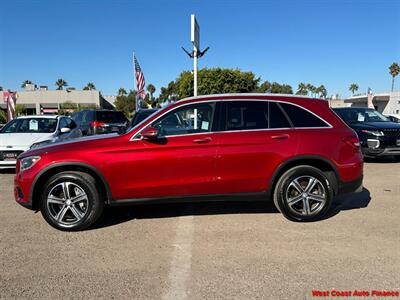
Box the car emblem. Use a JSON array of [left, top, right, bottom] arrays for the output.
[[397, 140, 400, 147], [6, 146, 13, 148]]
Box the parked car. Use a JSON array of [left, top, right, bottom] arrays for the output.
[[130, 109, 158, 127], [384, 114, 400, 123], [0, 115, 80, 169], [334, 107, 400, 158], [15, 94, 363, 230], [71, 109, 128, 136]]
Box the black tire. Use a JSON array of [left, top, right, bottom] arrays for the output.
[[40, 171, 104, 231], [273, 165, 334, 222]]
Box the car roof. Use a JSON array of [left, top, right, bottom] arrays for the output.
[[16, 115, 60, 119], [179, 93, 323, 102], [333, 107, 374, 110]]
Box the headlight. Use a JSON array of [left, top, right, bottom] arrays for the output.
[[361, 130, 384, 136], [20, 156, 41, 172]]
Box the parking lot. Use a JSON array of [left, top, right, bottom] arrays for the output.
[[0, 159, 399, 299]]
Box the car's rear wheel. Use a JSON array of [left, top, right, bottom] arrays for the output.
[[273, 165, 333, 221], [40, 171, 104, 231]]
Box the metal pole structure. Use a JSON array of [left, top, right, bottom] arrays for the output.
[[193, 47, 198, 97]]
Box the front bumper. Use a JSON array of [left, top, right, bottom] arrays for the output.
[[362, 147, 400, 157]]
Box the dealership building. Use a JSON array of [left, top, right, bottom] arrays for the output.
[[0, 84, 115, 115], [344, 91, 400, 115]]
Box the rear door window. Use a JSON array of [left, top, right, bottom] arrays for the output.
[[224, 101, 269, 131], [279, 103, 329, 128]]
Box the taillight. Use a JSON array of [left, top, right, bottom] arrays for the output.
[[90, 121, 106, 128], [343, 135, 360, 152]]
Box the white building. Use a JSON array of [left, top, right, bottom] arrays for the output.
[[344, 91, 400, 115], [0, 86, 115, 115]]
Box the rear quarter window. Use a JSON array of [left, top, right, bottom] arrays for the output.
[[279, 103, 329, 128]]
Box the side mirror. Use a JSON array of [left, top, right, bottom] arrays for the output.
[[141, 126, 159, 139], [60, 127, 71, 134]]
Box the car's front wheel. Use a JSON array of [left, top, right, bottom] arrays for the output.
[[40, 171, 104, 231], [273, 165, 334, 221]]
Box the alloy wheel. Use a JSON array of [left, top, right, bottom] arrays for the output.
[[46, 181, 89, 226], [285, 176, 327, 216]]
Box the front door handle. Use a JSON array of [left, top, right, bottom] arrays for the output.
[[271, 134, 289, 140], [193, 137, 212, 144]]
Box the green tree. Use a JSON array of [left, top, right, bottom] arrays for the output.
[[349, 83, 359, 95], [270, 82, 293, 94], [296, 83, 308, 95], [389, 62, 400, 91], [118, 88, 127, 96], [257, 81, 272, 93], [158, 81, 177, 102], [167, 68, 260, 99], [316, 85, 327, 98], [0, 86, 3, 91], [83, 82, 96, 90], [0, 109, 6, 123], [55, 79, 68, 90], [21, 80, 33, 88], [146, 84, 156, 100], [114, 90, 137, 118], [16, 104, 27, 116]]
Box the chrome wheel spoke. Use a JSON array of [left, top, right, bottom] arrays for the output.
[[291, 179, 304, 193], [69, 205, 84, 221], [287, 195, 303, 206], [305, 178, 317, 193], [47, 196, 65, 205], [303, 199, 311, 215], [56, 205, 68, 222], [71, 194, 88, 204], [308, 194, 325, 202], [62, 182, 71, 200]]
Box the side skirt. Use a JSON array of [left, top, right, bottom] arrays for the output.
[[109, 192, 270, 207]]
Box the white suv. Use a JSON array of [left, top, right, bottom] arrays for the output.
[[0, 115, 81, 169]]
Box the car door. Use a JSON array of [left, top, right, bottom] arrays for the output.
[[120, 102, 220, 200], [213, 100, 299, 194]]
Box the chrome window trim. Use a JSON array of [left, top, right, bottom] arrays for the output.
[[130, 99, 332, 141]]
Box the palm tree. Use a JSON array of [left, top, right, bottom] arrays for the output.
[[21, 80, 32, 88], [389, 62, 400, 91], [306, 84, 316, 97], [317, 85, 327, 98], [349, 83, 359, 95], [83, 82, 96, 90], [296, 83, 308, 95], [117, 88, 127, 96], [55, 79, 68, 90], [146, 84, 156, 100]]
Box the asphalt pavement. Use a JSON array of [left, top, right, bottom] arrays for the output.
[[0, 159, 399, 299]]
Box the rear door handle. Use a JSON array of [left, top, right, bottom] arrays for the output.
[[193, 137, 212, 144], [271, 134, 289, 140]]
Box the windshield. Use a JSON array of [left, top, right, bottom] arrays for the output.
[[131, 110, 158, 127], [336, 109, 390, 123], [0, 118, 58, 133]]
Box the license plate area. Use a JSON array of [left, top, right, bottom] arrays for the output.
[[0, 152, 20, 161]]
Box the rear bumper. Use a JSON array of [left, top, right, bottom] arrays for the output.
[[338, 175, 363, 195]]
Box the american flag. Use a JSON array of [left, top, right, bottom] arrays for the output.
[[134, 54, 146, 111], [3, 91, 17, 122]]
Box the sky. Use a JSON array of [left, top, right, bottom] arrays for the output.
[[0, 0, 399, 98]]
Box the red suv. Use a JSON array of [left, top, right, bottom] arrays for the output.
[[14, 94, 363, 231]]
